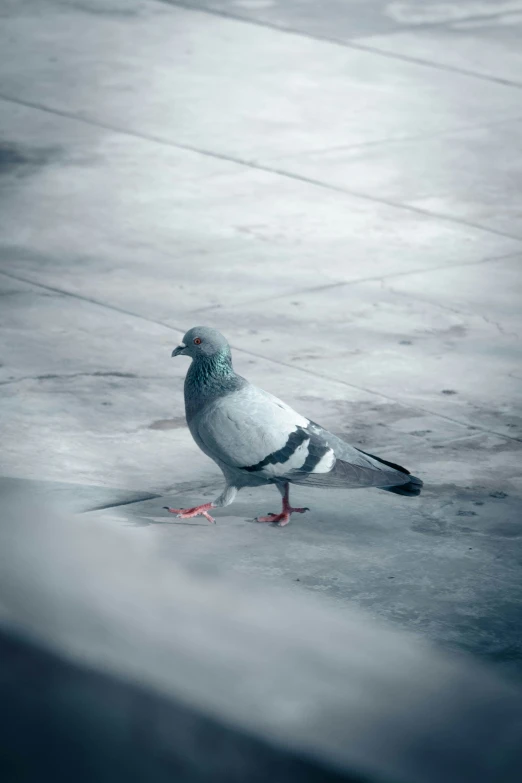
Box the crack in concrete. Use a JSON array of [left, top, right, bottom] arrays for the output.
[[380, 278, 521, 339], [480, 313, 519, 338], [0, 371, 171, 387]]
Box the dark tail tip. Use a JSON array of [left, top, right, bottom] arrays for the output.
[[383, 475, 423, 497]]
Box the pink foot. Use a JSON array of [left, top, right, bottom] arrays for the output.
[[256, 505, 309, 527], [163, 502, 215, 524]]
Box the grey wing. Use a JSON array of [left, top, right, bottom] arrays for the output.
[[193, 385, 318, 479], [289, 421, 413, 489], [194, 386, 411, 490]]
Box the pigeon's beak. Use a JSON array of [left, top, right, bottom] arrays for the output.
[[171, 344, 186, 357]]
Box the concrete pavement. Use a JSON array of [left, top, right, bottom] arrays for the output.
[[0, 0, 521, 679]]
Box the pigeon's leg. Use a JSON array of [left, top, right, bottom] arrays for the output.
[[256, 482, 309, 527], [164, 485, 237, 524]]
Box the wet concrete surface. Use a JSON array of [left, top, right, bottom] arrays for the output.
[[0, 0, 521, 681]]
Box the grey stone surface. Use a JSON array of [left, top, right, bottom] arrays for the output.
[[360, 8, 522, 85], [171, 1, 522, 49], [1, 1, 521, 160], [0, 476, 158, 512], [0, 0, 521, 689], [168, 0, 419, 39], [201, 258, 522, 436], [89, 436, 522, 680], [2, 499, 522, 783], [172, 1, 522, 86], [273, 119, 522, 238], [2, 103, 519, 319]]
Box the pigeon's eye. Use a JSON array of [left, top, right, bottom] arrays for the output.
[[193, 337, 202, 345]]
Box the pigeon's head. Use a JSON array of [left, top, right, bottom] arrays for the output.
[[172, 326, 231, 361]]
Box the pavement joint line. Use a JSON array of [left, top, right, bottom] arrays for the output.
[[158, 0, 522, 91], [229, 164, 522, 243], [359, 7, 522, 43], [1, 268, 521, 447], [3, 92, 522, 170], [263, 113, 522, 161], [1, 91, 521, 245], [263, 114, 522, 161], [347, 40, 522, 91], [0, 372, 173, 388], [82, 493, 161, 513], [197, 251, 522, 312]]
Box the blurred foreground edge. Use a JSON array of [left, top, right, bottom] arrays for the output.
[[0, 491, 521, 783], [0, 629, 360, 783]]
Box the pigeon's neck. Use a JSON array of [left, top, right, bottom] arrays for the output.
[[184, 349, 243, 421]]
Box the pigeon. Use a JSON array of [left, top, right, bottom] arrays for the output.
[[165, 326, 423, 526]]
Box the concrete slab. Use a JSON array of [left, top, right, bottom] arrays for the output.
[[0, 274, 177, 382], [1, 1, 522, 161], [271, 118, 522, 238], [360, 8, 522, 85], [2, 103, 520, 322], [170, 0, 417, 39], [86, 436, 522, 681], [0, 272, 192, 488], [3, 499, 522, 783], [171, 1, 522, 45], [190, 256, 522, 436], [382, 256, 522, 332]]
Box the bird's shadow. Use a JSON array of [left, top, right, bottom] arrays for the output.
[[124, 515, 282, 529], [247, 517, 283, 528], [124, 516, 211, 528]]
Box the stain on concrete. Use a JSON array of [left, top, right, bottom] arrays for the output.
[[54, 0, 141, 17], [439, 324, 467, 339], [0, 371, 140, 387], [148, 418, 186, 430], [292, 353, 321, 361], [447, 437, 521, 456], [411, 517, 448, 536], [0, 142, 63, 177], [488, 521, 522, 538]]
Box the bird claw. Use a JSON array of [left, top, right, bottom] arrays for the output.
[[256, 513, 279, 523], [255, 504, 309, 526], [163, 504, 216, 524], [256, 512, 291, 526]]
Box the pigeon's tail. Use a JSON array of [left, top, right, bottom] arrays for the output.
[[353, 448, 423, 497], [381, 474, 423, 497]]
